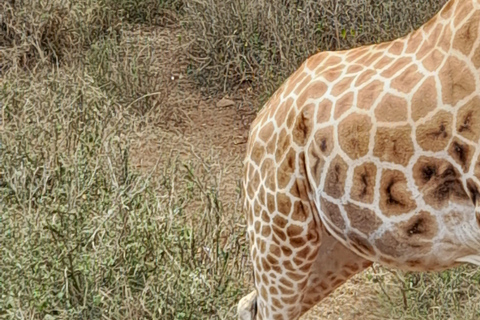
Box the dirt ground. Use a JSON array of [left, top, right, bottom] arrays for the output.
[[131, 25, 392, 320]]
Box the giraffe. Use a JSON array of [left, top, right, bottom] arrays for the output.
[[239, 0, 480, 319]]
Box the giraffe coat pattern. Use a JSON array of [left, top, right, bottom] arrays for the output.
[[240, 0, 480, 319]]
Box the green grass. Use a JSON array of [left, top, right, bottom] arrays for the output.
[[1, 0, 480, 319], [372, 266, 480, 319]]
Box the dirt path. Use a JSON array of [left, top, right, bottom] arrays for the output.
[[130, 25, 390, 320]]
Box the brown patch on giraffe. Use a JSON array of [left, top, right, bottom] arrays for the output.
[[351, 162, 377, 204], [344, 202, 382, 235], [347, 231, 375, 256], [405, 31, 423, 54], [346, 47, 370, 63], [266, 132, 277, 155], [307, 144, 325, 187], [247, 170, 261, 199], [286, 224, 303, 238], [439, 56, 475, 106], [307, 126, 334, 185], [250, 142, 266, 164], [411, 77, 438, 121], [306, 52, 328, 71], [347, 64, 363, 74], [316, 99, 333, 123], [284, 65, 307, 94], [247, 207, 254, 226], [254, 200, 262, 218], [475, 155, 480, 180], [438, 24, 453, 52], [272, 225, 287, 242], [374, 56, 394, 69], [245, 161, 253, 184], [277, 192, 292, 216], [286, 108, 296, 129], [375, 217, 435, 259], [323, 65, 344, 82], [273, 214, 287, 229], [355, 69, 377, 86], [333, 92, 354, 119], [454, 0, 474, 27], [258, 122, 274, 143], [440, 0, 455, 19], [331, 76, 355, 97], [296, 245, 311, 260], [277, 148, 296, 189], [472, 44, 480, 69], [291, 200, 310, 222], [258, 185, 266, 206], [266, 93, 281, 119], [261, 159, 275, 192], [281, 245, 293, 257], [388, 41, 404, 55], [379, 169, 417, 216], [255, 256, 262, 273], [261, 210, 271, 224], [391, 64, 423, 93], [320, 197, 346, 230], [338, 113, 372, 160], [467, 178, 480, 207], [376, 42, 391, 51], [416, 110, 453, 152], [289, 177, 308, 200], [254, 221, 261, 235], [453, 11, 480, 56], [275, 128, 291, 163], [448, 138, 473, 173], [362, 51, 383, 66], [267, 193, 276, 213], [314, 127, 334, 157], [296, 81, 328, 107], [292, 106, 314, 147], [422, 49, 445, 72], [324, 155, 348, 198], [357, 80, 383, 110], [373, 126, 414, 166], [294, 75, 313, 96], [380, 57, 411, 78], [401, 211, 438, 239], [324, 55, 343, 67], [412, 156, 470, 209], [274, 97, 294, 125], [305, 52, 329, 71], [375, 94, 408, 122], [417, 24, 443, 59], [456, 96, 480, 143]]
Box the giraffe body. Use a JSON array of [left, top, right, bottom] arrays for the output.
[[240, 0, 480, 319]]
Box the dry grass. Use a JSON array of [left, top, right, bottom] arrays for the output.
[[184, 0, 447, 97], [1, 0, 480, 320]]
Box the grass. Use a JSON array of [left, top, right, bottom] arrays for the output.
[[1, 0, 480, 319], [184, 0, 447, 97], [0, 65, 250, 319]]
